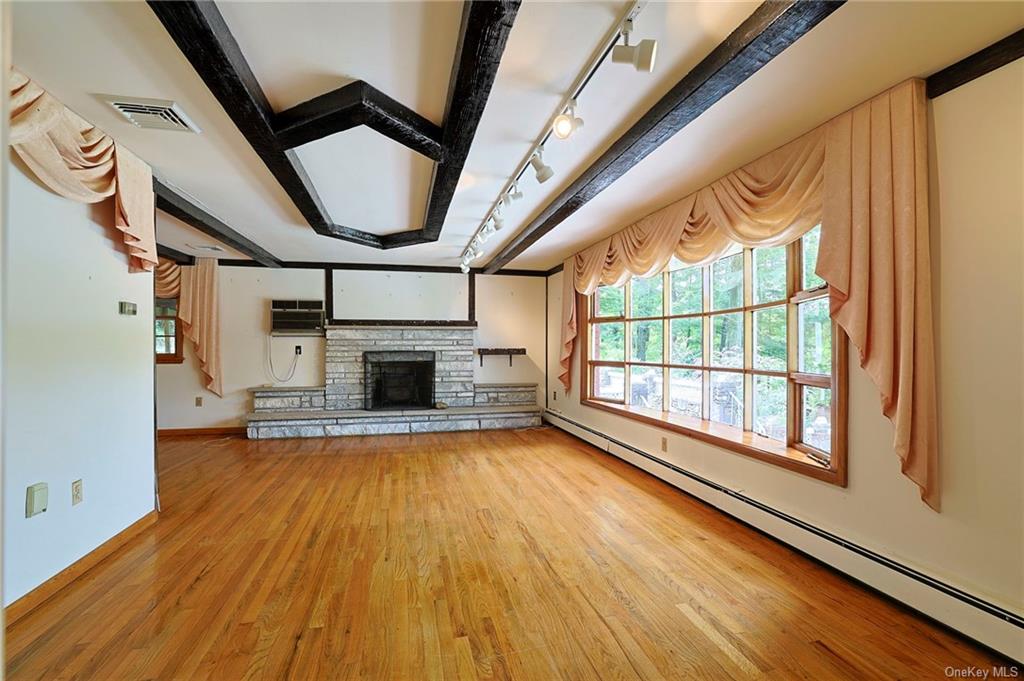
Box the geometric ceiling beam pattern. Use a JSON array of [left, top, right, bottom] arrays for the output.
[[154, 177, 282, 267], [148, 0, 519, 250], [482, 0, 845, 273], [274, 80, 445, 161]]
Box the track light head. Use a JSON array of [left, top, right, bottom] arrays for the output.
[[552, 99, 584, 140], [612, 19, 657, 72], [501, 193, 514, 208], [493, 212, 504, 230], [530, 149, 554, 184], [460, 261, 470, 274], [510, 181, 523, 201]]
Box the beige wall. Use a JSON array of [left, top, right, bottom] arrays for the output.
[[545, 60, 1023, 656], [5, 161, 156, 604], [157, 270, 547, 428]]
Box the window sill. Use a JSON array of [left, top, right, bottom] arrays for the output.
[[156, 355, 185, 365], [580, 399, 845, 486]]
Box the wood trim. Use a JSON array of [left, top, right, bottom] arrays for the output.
[[582, 397, 844, 485], [153, 178, 281, 267], [216, 260, 550, 276], [926, 28, 1024, 99], [156, 243, 194, 265], [157, 427, 247, 438], [148, 0, 519, 250], [482, 1, 843, 272], [328, 319, 478, 327], [468, 272, 477, 322], [5, 510, 158, 626], [324, 267, 334, 320]]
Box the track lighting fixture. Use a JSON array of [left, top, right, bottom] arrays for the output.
[[492, 212, 504, 231], [460, 261, 470, 274], [510, 181, 523, 201], [612, 18, 657, 73], [552, 99, 584, 140], [529, 148, 554, 184]]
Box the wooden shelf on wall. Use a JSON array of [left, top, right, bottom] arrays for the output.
[[477, 347, 526, 367]]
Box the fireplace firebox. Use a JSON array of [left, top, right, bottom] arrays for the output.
[[363, 351, 435, 410]]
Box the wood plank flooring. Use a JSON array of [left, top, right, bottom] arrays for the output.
[[5, 427, 1009, 680]]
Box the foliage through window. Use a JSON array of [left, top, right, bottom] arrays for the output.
[[155, 298, 183, 364], [584, 226, 844, 476]]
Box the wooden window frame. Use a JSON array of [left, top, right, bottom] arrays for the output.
[[155, 298, 184, 365], [580, 234, 848, 486]]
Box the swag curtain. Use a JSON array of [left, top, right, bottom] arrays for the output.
[[9, 70, 158, 273], [155, 258, 223, 397], [558, 79, 938, 509]]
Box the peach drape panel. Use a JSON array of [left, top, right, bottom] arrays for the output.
[[9, 70, 157, 273], [155, 257, 223, 397], [558, 79, 938, 508], [818, 80, 936, 509]]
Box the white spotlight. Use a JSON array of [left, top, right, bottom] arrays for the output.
[[493, 212, 504, 231], [501, 193, 514, 208], [612, 18, 657, 73], [510, 181, 523, 201], [530, 148, 554, 184], [460, 261, 470, 274], [481, 221, 496, 239], [552, 99, 584, 140]]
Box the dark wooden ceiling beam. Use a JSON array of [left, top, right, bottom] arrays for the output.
[[926, 28, 1024, 99], [153, 177, 281, 267], [274, 81, 445, 161], [413, 0, 519, 244], [482, 0, 844, 273], [148, 0, 518, 251], [156, 243, 195, 265], [148, 0, 384, 249]]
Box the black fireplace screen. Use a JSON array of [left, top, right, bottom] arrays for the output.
[[363, 351, 435, 410]]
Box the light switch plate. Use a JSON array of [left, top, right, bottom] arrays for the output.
[[195, 396, 203, 407], [26, 482, 48, 517], [72, 479, 83, 506], [118, 301, 138, 316]]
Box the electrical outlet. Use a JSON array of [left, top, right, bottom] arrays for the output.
[[295, 345, 302, 355], [72, 479, 83, 506], [660, 437, 668, 453], [195, 396, 203, 407]]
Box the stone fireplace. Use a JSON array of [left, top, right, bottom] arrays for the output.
[[363, 351, 435, 410]]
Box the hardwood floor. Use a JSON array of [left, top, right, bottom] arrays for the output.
[[6, 427, 1008, 680]]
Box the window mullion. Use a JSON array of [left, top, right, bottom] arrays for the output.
[[742, 248, 753, 432]]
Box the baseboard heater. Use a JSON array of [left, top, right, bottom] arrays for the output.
[[542, 409, 1023, 662]]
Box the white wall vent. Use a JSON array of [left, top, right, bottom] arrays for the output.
[[105, 96, 201, 133]]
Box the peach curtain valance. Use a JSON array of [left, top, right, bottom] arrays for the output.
[[558, 79, 938, 509], [9, 70, 157, 273], [155, 257, 223, 397]]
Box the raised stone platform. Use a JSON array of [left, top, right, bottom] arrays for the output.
[[474, 382, 538, 406], [246, 405, 542, 440], [251, 386, 326, 412]]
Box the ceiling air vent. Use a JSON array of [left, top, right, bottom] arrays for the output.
[[105, 96, 201, 133]]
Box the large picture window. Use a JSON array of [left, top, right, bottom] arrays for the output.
[[581, 226, 847, 484]]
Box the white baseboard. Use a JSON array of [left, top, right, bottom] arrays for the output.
[[544, 410, 1023, 662]]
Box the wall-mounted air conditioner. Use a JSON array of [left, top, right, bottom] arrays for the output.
[[270, 300, 325, 336]]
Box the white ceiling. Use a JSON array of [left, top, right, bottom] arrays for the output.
[[11, 2, 1023, 270]]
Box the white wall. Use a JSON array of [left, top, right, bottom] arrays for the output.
[[332, 270, 469, 320], [545, 61, 1023, 657], [3, 160, 156, 604], [156, 267, 325, 428]]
